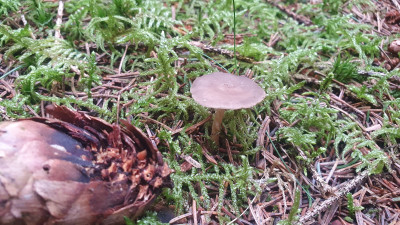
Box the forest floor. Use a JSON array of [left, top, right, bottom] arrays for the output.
[[1, 0, 400, 224]]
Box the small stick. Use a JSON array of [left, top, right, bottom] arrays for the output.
[[354, 198, 364, 224], [169, 211, 223, 224], [55, 0, 64, 39], [138, 114, 174, 132], [330, 105, 368, 133], [325, 159, 339, 184], [266, 32, 280, 47], [189, 41, 254, 63], [171, 5, 176, 20], [378, 46, 394, 65], [116, 77, 136, 123], [320, 201, 339, 224], [391, 0, 400, 11], [298, 170, 369, 224], [266, 0, 312, 26], [118, 44, 129, 74], [70, 76, 78, 97], [176, 114, 212, 135], [329, 93, 365, 119], [85, 42, 90, 55], [225, 139, 234, 164], [193, 199, 198, 225], [296, 147, 334, 197], [256, 116, 270, 148], [19, 12, 36, 39], [21, 14, 27, 26]]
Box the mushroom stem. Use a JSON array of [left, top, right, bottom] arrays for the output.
[[211, 109, 225, 146]]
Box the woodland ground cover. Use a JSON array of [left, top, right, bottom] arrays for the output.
[[1, 0, 400, 224]]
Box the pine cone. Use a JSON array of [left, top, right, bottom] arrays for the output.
[[0, 105, 173, 225]]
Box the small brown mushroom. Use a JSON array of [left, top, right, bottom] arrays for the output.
[[190, 72, 266, 146], [388, 39, 400, 55]]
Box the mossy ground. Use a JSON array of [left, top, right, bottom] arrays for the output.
[[1, 0, 400, 224]]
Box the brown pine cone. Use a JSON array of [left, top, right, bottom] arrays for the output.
[[0, 105, 173, 225]]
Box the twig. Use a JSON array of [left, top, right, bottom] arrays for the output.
[[298, 170, 369, 224], [320, 201, 339, 225], [138, 114, 174, 132], [19, 12, 36, 39], [70, 76, 78, 97], [171, 5, 176, 20], [26, 105, 39, 117], [85, 42, 90, 55], [225, 139, 234, 165], [248, 198, 263, 225], [116, 78, 136, 122], [0, 106, 10, 121], [329, 93, 365, 119], [354, 199, 364, 225], [193, 199, 198, 225], [55, 0, 64, 39], [378, 46, 394, 65], [262, 148, 289, 173], [266, 32, 280, 47], [70, 65, 90, 84], [181, 154, 201, 168], [233, 0, 237, 73], [169, 212, 192, 224], [227, 196, 259, 225], [144, 124, 158, 149], [21, 15, 27, 26], [296, 147, 335, 197], [0, 79, 16, 97], [313, 71, 346, 87], [189, 41, 254, 63], [330, 105, 368, 133], [358, 70, 400, 84], [169, 211, 223, 224], [265, 0, 312, 26], [200, 145, 218, 165], [357, 70, 385, 77], [103, 71, 140, 79], [256, 116, 270, 148], [256, 115, 270, 166], [325, 159, 339, 184], [391, 0, 400, 11], [172, 114, 212, 135], [118, 44, 129, 74], [222, 206, 244, 225]]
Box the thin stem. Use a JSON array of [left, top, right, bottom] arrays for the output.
[[233, 0, 237, 74], [211, 109, 226, 146], [0, 65, 24, 80]]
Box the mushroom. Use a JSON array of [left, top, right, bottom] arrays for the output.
[[389, 39, 400, 55], [190, 72, 266, 146]]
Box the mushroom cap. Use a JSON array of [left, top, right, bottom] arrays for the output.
[[190, 72, 266, 110], [389, 39, 400, 54]]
